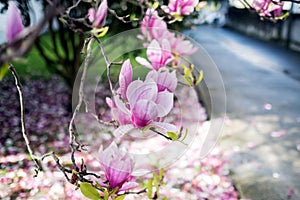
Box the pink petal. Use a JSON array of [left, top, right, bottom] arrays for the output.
[[147, 40, 162, 70], [146, 70, 177, 92], [106, 158, 133, 189], [126, 79, 158, 108], [118, 181, 139, 192], [150, 121, 178, 133], [113, 124, 134, 138], [119, 59, 133, 99], [132, 99, 158, 127], [93, 0, 108, 28], [155, 91, 174, 117], [106, 97, 115, 108], [88, 8, 95, 22], [136, 57, 152, 69], [6, 2, 24, 42], [160, 39, 174, 66], [99, 142, 121, 166], [114, 95, 131, 115]]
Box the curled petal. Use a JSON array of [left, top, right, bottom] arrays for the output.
[[155, 91, 174, 117], [106, 157, 133, 189], [132, 99, 158, 127], [98, 142, 134, 190], [146, 70, 177, 92], [150, 121, 178, 133], [160, 39, 174, 66], [114, 95, 130, 115], [106, 97, 114, 108], [126, 79, 158, 108], [119, 59, 133, 99], [113, 124, 134, 138], [147, 40, 163, 70], [99, 142, 122, 166], [136, 57, 152, 69], [88, 8, 95, 22], [89, 0, 108, 28], [118, 181, 139, 192]]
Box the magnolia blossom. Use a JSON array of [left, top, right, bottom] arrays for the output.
[[6, 1, 24, 42], [162, 0, 199, 16], [252, 0, 283, 17], [145, 70, 177, 92], [140, 9, 169, 41], [88, 0, 108, 28], [136, 39, 174, 70], [115, 78, 175, 129], [106, 60, 132, 125], [139, 10, 197, 58], [107, 60, 178, 137], [98, 142, 138, 191]]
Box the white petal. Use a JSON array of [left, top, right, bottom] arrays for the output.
[[136, 57, 152, 69], [150, 121, 178, 133], [113, 124, 134, 138], [155, 91, 174, 117]]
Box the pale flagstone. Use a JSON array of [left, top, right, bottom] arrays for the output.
[[185, 25, 300, 200]]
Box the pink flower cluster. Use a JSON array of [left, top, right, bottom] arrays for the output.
[[98, 142, 138, 192], [139, 9, 197, 57], [107, 59, 178, 137], [162, 0, 199, 16], [252, 0, 283, 18]]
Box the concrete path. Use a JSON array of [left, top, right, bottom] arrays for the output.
[[185, 25, 300, 200]]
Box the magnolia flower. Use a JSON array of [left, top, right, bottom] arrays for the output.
[[140, 9, 169, 41], [162, 0, 199, 16], [6, 1, 24, 42], [88, 0, 108, 28], [116, 79, 174, 127], [106, 60, 177, 137], [99, 142, 137, 191], [252, 0, 283, 17], [145, 70, 177, 92], [136, 39, 174, 70]]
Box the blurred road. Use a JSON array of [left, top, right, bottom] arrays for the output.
[[185, 25, 300, 200]]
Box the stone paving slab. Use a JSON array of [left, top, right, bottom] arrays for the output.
[[185, 25, 300, 200]]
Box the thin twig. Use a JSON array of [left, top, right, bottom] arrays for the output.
[[8, 64, 43, 173], [149, 127, 172, 141], [68, 37, 94, 171], [93, 36, 123, 95]]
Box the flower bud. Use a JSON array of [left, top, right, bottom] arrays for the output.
[[6, 1, 24, 42]]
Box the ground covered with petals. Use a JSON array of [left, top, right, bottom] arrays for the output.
[[0, 76, 238, 199]]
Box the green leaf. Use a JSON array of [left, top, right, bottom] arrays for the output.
[[159, 168, 164, 181], [0, 62, 9, 81], [153, 172, 159, 193], [80, 182, 100, 200], [58, 17, 67, 24], [103, 189, 109, 200], [180, 129, 188, 142], [115, 195, 126, 200], [183, 65, 193, 86], [167, 132, 179, 140], [195, 70, 203, 86], [147, 179, 153, 199], [109, 187, 119, 196], [152, 1, 159, 9], [92, 26, 109, 38], [278, 12, 289, 20]]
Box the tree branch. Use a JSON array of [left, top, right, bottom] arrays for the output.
[[8, 64, 43, 174], [68, 37, 94, 171]]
